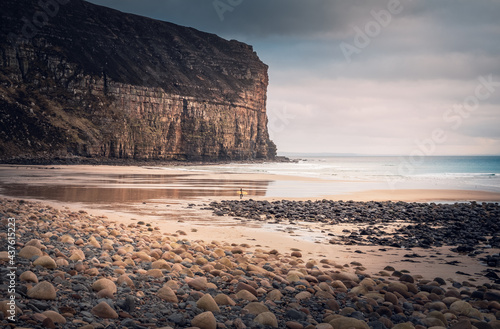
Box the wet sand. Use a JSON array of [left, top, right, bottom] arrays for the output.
[[1, 164, 500, 203]]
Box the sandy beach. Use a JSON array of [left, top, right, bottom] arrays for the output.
[[1, 164, 500, 202], [1, 164, 499, 283], [1, 164, 500, 328]]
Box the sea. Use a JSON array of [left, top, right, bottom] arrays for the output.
[[180, 155, 500, 198]]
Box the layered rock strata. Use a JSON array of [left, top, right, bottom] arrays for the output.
[[0, 0, 276, 161]]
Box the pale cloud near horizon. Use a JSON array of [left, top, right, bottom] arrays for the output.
[[87, 0, 500, 155]]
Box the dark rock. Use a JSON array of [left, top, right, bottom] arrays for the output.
[[402, 302, 414, 312], [285, 309, 307, 321], [326, 299, 340, 311], [28, 300, 50, 311], [434, 277, 446, 285], [168, 313, 186, 326], [369, 320, 389, 329], [42, 317, 56, 329], [391, 314, 407, 324], [450, 319, 472, 329], [236, 282, 258, 297], [117, 295, 136, 312], [471, 291, 485, 300], [384, 292, 399, 305], [474, 322, 493, 329], [350, 311, 366, 320], [485, 291, 500, 302], [399, 274, 414, 283], [0, 0, 276, 162]]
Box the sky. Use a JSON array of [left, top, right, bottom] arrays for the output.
[[86, 0, 500, 156]]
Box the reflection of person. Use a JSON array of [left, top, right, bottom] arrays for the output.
[[240, 188, 243, 199]]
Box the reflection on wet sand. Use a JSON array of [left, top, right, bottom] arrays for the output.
[[0, 166, 272, 228], [0, 179, 269, 204]]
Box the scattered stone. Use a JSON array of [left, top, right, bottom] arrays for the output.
[[295, 291, 312, 300], [87, 236, 101, 248], [33, 255, 57, 269], [485, 291, 500, 302], [235, 289, 258, 301], [450, 300, 473, 315], [18, 245, 43, 259], [236, 282, 258, 296], [19, 270, 38, 283], [188, 277, 208, 290], [146, 268, 164, 278], [243, 302, 269, 315], [450, 319, 472, 329], [214, 293, 236, 306], [59, 234, 75, 244], [92, 278, 117, 294], [157, 286, 178, 303], [42, 317, 56, 328], [3, 198, 500, 329], [42, 310, 66, 324], [91, 301, 118, 319], [191, 311, 217, 329], [26, 239, 45, 249], [329, 316, 369, 329], [0, 300, 23, 318], [392, 323, 415, 329], [384, 292, 399, 305], [152, 259, 172, 270], [69, 249, 85, 261], [27, 281, 57, 300], [286, 321, 304, 329], [116, 274, 134, 288], [399, 274, 414, 283], [254, 311, 279, 328], [316, 324, 334, 329], [267, 289, 283, 301], [197, 293, 220, 312]]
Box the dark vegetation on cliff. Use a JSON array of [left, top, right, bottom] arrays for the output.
[[0, 0, 277, 162]]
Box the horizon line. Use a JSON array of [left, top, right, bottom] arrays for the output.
[[278, 152, 500, 157]]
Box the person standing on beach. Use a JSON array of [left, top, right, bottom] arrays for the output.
[[240, 188, 243, 199]]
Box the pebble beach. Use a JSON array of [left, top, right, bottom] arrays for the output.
[[1, 197, 500, 329]]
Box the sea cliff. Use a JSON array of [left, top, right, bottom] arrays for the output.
[[0, 0, 276, 162]]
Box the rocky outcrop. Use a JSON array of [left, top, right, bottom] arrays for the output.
[[0, 0, 276, 162]]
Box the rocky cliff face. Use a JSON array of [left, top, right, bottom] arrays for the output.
[[0, 0, 276, 162]]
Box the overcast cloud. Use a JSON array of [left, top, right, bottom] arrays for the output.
[[87, 0, 500, 155]]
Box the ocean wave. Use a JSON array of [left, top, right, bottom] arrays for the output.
[[414, 173, 498, 179]]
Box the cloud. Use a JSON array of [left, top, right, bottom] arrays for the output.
[[86, 0, 500, 155], [267, 75, 500, 155]]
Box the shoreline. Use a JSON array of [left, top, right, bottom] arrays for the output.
[[1, 164, 499, 287], [0, 155, 293, 167], [1, 164, 500, 203]]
